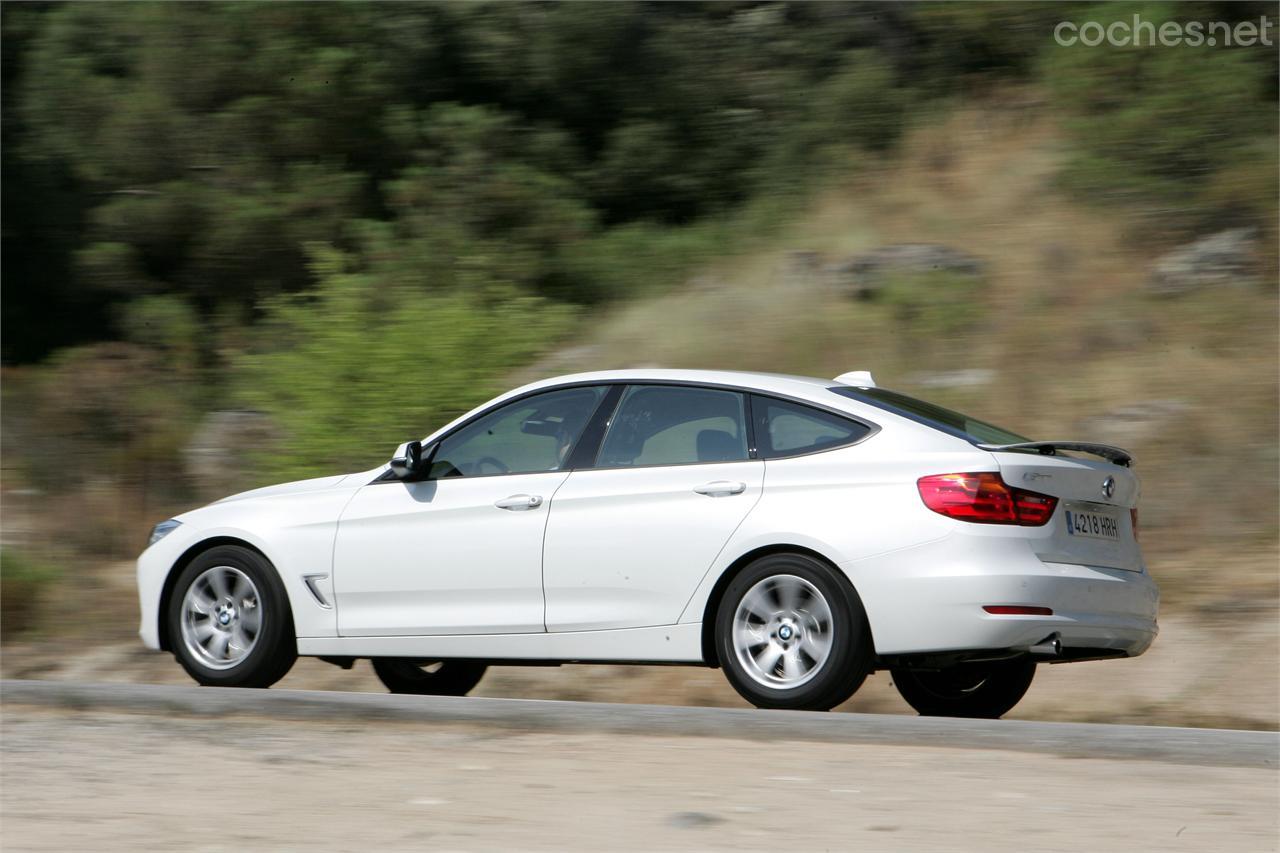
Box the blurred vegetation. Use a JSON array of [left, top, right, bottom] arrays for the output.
[[0, 550, 60, 639], [1042, 3, 1279, 232], [1, 1, 1275, 532], [234, 245, 575, 482], [880, 272, 986, 339], [6, 2, 1273, 359]]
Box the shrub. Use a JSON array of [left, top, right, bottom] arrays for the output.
[[232, 246, 576, 483], [0, 550, 60, 639], [879, 271, 987, 338]]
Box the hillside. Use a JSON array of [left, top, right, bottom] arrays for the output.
[[4, 96, 1275, 727]]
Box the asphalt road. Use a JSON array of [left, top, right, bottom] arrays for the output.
[[3, 680, 1278, 852]]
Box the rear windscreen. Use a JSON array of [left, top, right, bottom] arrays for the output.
[[829, 387, 1028, 445]]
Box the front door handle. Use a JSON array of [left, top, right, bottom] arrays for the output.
[[495, 494, 543, 510], [693, 480, 747, 497]]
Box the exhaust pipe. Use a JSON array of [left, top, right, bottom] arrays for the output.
[[1029, 634, 1062, 657]]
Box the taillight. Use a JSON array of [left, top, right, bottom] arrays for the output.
[[1130, 507, 1139, 541], [917, 472, 1058, 526]]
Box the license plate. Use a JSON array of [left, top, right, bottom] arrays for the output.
[[1065, 508, 1120, 541]]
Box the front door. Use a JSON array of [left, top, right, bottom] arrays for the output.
[[333, 385, 608, 636]]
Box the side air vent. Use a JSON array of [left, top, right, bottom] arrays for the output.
[[302, 574, 333, 609]]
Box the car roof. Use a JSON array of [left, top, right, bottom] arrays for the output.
[[511, 368, 843, 403], [419, 367, 956, 450]]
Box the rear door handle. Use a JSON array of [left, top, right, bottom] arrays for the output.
[[495, 494, 543, 510], [693, 480, 746, 497]]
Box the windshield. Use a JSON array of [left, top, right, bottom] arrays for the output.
[[830, 387, 1029, 445]]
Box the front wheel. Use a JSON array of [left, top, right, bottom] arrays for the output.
[[715, 553, 873, 711], [371, 659, 488, 696], [168, 545, 297, 688], [890, 658, 1036, 719]]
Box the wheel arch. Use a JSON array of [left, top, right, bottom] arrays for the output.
[[156, 536, 276, 652], [698, 543, 870, 668]]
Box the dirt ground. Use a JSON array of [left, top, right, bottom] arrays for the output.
[[2, 706, 1276, 852]]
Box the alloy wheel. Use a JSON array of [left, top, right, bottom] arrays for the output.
[[179, 565, 262, 670], [732, 573, 834, 689]]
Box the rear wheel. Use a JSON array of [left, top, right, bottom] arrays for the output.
[[891, 658, 1036, 719], [371, 659, 488, 696], [715, 553, 873, 711], [168, 545, 296, 688]]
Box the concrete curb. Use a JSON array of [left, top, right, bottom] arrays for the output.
[[3, 679, 1276, 769]]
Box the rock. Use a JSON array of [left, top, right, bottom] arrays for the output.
[[1149, 228, 1259, 297], [186, 410, 281, 500], [826, 243, 985, 299], [667, 812, 724, 829], [909, 369, 996, 389], [1074, 400, 1190, 448], [782, 250, 824, 287], [1074, 315, 1155, 355]]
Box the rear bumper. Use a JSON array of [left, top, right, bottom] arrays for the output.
[[841, 534, 1159, 659]]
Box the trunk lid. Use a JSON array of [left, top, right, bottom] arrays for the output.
[[989, 450, 1143, 572]]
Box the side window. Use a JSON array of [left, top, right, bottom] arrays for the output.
[[754, 396, 870, 459], [597, 385, 748, 468], [430, 386, 607, 478]]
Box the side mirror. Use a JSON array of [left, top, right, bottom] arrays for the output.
[[389, 440, 433, 480]]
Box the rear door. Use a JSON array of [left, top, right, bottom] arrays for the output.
[[542, 384, 763, 631], [990, 451, 1143, 571]]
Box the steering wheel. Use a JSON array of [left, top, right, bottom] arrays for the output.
[[474, 456, 510, 475]]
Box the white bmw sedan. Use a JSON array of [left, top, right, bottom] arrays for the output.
[[138, 369, 1158, 717]]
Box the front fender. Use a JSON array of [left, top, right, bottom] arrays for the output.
[[137, 486, 361, 650]]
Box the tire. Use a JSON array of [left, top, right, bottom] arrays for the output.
[[167, 545, 297, 688], [715, 553, 873, 711], [371, 659, 488, 696], [890, 657, 1036, 719]]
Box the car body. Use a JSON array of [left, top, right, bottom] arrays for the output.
[[138, 368, 1158, 715]]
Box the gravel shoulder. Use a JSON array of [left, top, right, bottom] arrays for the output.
[[3, 706, 1277, 852]]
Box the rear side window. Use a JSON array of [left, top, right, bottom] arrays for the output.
[[597, 385, 748, 467], [830, 386, 1028, 445], [753, 396, 871, 459]]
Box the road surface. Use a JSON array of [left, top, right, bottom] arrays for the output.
[[2, 680, 1277, 851]]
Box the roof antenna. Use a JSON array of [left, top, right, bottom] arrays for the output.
[[834, 371, 876, 388]]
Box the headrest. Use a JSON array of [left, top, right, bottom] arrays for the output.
[[696, 429, 741, 462]]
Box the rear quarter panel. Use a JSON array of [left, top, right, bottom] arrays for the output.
[[677, 423, 994, 626]]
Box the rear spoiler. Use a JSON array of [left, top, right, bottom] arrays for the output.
[[976, 441, 1133, 467]]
